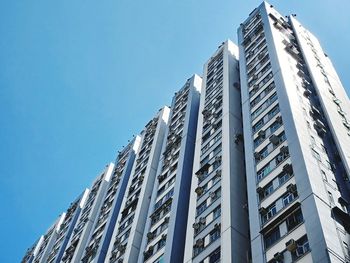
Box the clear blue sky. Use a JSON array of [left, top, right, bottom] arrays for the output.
[[0, 0, 349, 261]]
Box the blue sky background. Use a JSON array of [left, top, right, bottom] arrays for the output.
[[0, 0, 349, 261]]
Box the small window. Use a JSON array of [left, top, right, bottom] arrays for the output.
[[328, 191, 334, 204], [264, 227, 280, 249], [312, 149, 321, 161]]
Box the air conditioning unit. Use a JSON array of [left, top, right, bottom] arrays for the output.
[[251, 84, 259, 92], [147, 232, 155, 239], [273, 252, 284, 261], [215, 155, 222, 162], [275, 116, 283, 124], [256, 186, 264, 194], [202, 109, 210, 116], [259, 207, 267, 214], [282, 39, 289, 46], [269, 134, 280, 145], [286, 239, 297, 251], [158, 174, 165, 182], [216, 169, 222, 177], [199, 217, 206, 224], [117, 244, 126, 252], [147, 245, 154, 252], [280, 146, 289, 154], [254, 152, 261, 161], [273, 20, 283, 29], [234, 133, 243, 144], [258, 52, 265, 60], [195, 187, 204, 196], [192, 223, 200, 230], [258, 129, 266, 138], [209, 192, 216, 198], [196, 173, 204, 180], [214, 223, 221, 229], [283, 163, 293, 174], [287, 184, 297, 194], [195, 238, 204, 247]]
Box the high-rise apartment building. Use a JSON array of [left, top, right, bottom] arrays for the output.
[[80, 138, 141, 263], [184, 40, 249, 263], [62, 164, 116, 262], [238, 2, 350, 263], [138, 75, 201, 263], [106, 107, 170, 263], [22, 2, 350, 263], [35, 216, 66, 263], [22, 191, 88, 263], [47, 191, 88, 263]]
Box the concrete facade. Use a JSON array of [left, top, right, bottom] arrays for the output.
[[238, 2, 350, 263]]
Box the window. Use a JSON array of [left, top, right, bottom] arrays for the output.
[[262, 204, 277, 223], [193, 242, 204, 257], [213, 205, 221, 219], [209, 248, 220, 263], [275, 150, 289, 165], [328, 191, 334, 204], [257, 146, 269, 162], [253, 118, 265, 133], [196, 201, 207, 216], [213, 144, 222, 156], [310, 136, 315, 145], [270, 119, 282, 133], [264, 227, 280, 249], [252, 105, 280, 134], [291, 235, 310, 260], [286, 209, 303, 231], [282, 192, 297, 207], [251, 92, 278, 120], [158, 237, 166, 250], [312, 149, 321, 161], [279, 170, 292, 185], [209, 229, 220, 243], [343, 242, 349, 258], [326, 160, 332, 170], [260, 182, 274, 200], [268, 105, 279, 119], [257, 164, 272, 181]]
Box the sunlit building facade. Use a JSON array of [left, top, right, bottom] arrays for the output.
[[238, 2, 350, 262]]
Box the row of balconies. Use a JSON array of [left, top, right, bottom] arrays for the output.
[[246, 46, 268, 72], [242, 12, 261, 37], [245, 36, 266, 63], [207, 51, 223, 72]]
